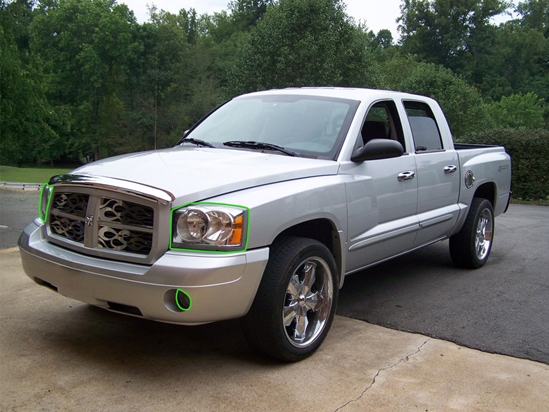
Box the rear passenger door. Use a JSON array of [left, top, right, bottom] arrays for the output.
[[403, 101, 461, 247]]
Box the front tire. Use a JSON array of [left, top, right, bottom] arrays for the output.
[[241, 237, 338, 362], [450, 198, 494, 269]]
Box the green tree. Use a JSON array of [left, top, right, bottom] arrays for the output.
[[371, 53, 422, 90], [398, 63, 490, 137], [485, 92, 546, 128], [228, 0, 273, 31], [398, 0, 510, 74], [369, 28, 394, 50], [0, 0, 59, 166], [142, 7, 229, 147], [228, 0, 373, 94], [480, 22, 549, 100], [517, 0, 549, 37], [30, 0, 137, 161]]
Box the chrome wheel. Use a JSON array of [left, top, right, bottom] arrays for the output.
[[241, 237, 338, 361], [283, 257, 334, 348], [475, 208, 493, 261]]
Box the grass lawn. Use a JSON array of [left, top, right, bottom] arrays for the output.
[[0, 166, 73, 183]]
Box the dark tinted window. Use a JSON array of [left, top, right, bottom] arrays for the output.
[[404, 102, 443, 152], [361, 101, 406, 150]]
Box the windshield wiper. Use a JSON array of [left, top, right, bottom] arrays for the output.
[[223, 141, 297, 157], [178, 138, 216, 148]]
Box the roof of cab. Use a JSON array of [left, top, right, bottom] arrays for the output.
[[236, 87, 432, 103]]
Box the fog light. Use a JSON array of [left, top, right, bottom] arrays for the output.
[[175, 289, 192, 311]]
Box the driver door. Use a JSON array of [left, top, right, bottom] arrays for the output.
[[342, 100, 419, 273]]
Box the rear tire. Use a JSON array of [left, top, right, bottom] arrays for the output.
[[450, 198, 494, 269], [241, 237, 338, 362]]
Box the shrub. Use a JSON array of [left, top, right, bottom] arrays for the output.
[[459, 128, 549, 201], [485, 93, 546, 129]]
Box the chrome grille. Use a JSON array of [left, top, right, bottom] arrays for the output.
[[48, 190, 157, 260]]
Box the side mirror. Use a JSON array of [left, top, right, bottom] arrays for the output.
[[351, 139, 404, 162]]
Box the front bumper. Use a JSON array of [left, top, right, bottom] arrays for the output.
[[18, 219, 269, 325]]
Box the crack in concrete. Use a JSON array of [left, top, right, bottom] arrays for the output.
[[334, 337, 431, 412]]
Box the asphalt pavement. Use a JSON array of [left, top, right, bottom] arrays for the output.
[[0, 188, 39, 249], [337, 203, 549, 364]]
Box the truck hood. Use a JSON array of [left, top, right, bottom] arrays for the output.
[[71, 146, 340, 205]]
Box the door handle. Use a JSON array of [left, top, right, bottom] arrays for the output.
[[444, 165, 458, 174], [397, 171, 416, 181]]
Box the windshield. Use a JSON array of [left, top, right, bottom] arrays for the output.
[[185, 94, 359, 159]]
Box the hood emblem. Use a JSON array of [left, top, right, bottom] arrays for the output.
[[85, 215, 94, 227]]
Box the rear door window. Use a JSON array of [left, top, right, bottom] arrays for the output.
[[404, 102, 443, 152]]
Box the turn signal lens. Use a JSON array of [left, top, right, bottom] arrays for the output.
[[229, 215, 244, 245]]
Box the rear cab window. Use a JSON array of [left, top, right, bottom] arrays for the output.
[[404, 101, 444, 152]]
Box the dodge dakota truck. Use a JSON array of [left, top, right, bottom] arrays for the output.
[[19, 88, 512, 361]]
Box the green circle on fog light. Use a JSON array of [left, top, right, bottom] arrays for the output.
[[175, 289, 193, 311]]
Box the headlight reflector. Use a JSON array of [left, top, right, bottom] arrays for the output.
[[172, 204, 248, 251], [177, 209, 209, 242]]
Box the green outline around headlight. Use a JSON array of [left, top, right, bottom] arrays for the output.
[[38, 183, 54, 223], [170, 202, 250, 253]]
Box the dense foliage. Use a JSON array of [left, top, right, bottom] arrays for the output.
[[458, 128, 549, 200], [1, 0, 548, 198], [228, 0, 373, 93]]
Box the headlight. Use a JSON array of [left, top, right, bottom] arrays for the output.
[[171, 203, 248, 252], [38, 183, 54, 222]]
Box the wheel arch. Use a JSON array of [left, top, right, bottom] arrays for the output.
[[473, 182, 496, 206], [272, 218, 345, 288]]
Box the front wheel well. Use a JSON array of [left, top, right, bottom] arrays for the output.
[[272, 219, 342, 278]]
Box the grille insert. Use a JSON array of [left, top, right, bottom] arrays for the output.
[[50, 193, 89, 244], [53, 193, 88, 217], [98, 225, 153, 253], [99, 198, 154, 227], [50, 216, 86, 243], [48, 191, 156, 258]]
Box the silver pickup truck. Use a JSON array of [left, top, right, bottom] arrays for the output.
[[19, 88, 511, 361]]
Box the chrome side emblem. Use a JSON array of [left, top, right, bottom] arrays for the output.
[[465, 170, 475, 189], [85, 215, 94, 227]]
